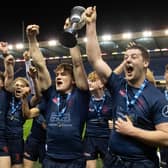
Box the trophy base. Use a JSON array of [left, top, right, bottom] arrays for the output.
[[59, 31, 77, 48]]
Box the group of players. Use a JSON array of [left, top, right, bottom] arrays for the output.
[[0, 6, 168, 168]]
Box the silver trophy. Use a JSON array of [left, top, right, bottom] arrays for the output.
[[59, 6, 86, 48]]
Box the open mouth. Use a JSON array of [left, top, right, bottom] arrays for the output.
[[15, 90, 22, 97], [126, 65, 134, 74], [57, 81, 63, 86], [16, 90, 21, 94]]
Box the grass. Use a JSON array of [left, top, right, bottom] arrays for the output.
[[97, 159, 103, 168], [23, 119, 33, 140], [33, 162, 42, 168]]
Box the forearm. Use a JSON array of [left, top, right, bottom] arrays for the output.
[[4, 62, 14, 92], [70, 46, 83, 67], [21, 97, 31, 118], [86, 22, 112, 83], [28, 39, 51, 90], [113, 61, 125, 75], [70, 46, 88, 90], [22, 98, 39, 118], [30, 78, 42, 106], [28, 37, 45, 65], [32, 77, 41, 98], [25, 60, 36, 95], [129, 126, 168, 147], [86, 22, 102, 64]]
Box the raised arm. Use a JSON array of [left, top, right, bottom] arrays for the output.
[[84, 6, 112, 84], [23, 50, 35, 95], [4, 55, 15, 92], [26, 24, 51, 91], [28, 66, 42, 107], [63, 18, 88, 90], [21, 97, 40, 118], [113, 60, 126, 75], [70, 46, 88, 90], [23, 50, 42, 106], [21, 86, 40, 118], [0, 42, 15, 92]]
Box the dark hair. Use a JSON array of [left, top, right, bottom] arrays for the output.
[[54, 63, 74, 80], [126, 43, 150, 62]]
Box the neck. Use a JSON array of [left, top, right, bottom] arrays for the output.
[[59, 90, 72, 95], [128, 77, 146, 88], [56, 86, 73, 94]]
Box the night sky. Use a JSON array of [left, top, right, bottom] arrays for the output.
[[0, 2, 167, 43]]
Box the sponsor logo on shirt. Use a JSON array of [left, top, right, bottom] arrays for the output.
[[162, 105, 168, 117]]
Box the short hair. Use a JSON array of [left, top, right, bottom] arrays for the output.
[[0, 71, 4, 82], [126, 42, 150, 62], [88, 71, 100, 82], [13, 77, 29, 87], [54, 63, 74, 80]]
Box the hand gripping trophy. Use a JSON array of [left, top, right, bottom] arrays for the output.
[[59, 6, 86, 48]]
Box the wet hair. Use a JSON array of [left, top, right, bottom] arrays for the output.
[[126, 42, 150, 62], [13, 77, 29, 87], [0, 71, 4, 82], [88, 71, 100, 82], [54, 63, 74, 80]]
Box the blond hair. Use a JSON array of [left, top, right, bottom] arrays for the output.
[[88, 71, 100, 82], [13, 77, 29, 87], [146, 68, 156, 86]]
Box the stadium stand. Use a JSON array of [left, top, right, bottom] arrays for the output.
[[0, 29, 167, 87]]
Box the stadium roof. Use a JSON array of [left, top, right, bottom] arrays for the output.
[[5, 28, 168, 61], [0, 28, 167, 86]]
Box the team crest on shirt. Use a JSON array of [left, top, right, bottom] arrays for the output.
[[52, 97, 58, 104], [102, 106, 108, 113], [162, 105, 168, 117], [119, 89, 126, 97], [89, 108, 94, 112]]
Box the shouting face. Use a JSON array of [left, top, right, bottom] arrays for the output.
[[123, 48, 149, 86], [55, 68, 75, 93]]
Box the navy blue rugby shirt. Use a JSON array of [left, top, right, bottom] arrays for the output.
[[0, 89, 9, 136], [27, 98, 46, 141], [39, 85, 90, 160], [6, 92, 30, 139], [28, 113, 46, 142], [86, 91, 113, 138], [106, 72, 168, 160]]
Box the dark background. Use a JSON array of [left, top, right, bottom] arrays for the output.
[[0, 2, 168, 43]]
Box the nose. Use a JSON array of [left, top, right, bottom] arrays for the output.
[[56, 72, 62, 78], [56, 75, 61, 80], [125, 55, 132, 62], [16, 85, 21, 89]]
